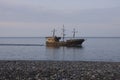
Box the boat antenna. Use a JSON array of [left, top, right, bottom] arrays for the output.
[[62, 25, 65, 41], [52, 28, 56, 37], [72, 28, 77, 38]]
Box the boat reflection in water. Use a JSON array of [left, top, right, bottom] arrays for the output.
[[45, 44, 84, 61]]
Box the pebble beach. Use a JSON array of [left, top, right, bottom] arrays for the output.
[[0, 60, 120, 80]]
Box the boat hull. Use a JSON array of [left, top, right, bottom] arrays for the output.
[[46, 39, 85, 47]]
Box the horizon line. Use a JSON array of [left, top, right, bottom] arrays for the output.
[[0, 36, 120, 38]]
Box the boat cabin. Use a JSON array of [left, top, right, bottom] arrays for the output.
[[46, 37, 61, 43]]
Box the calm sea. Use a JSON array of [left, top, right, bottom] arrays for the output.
[[0, 37, 120, 62]]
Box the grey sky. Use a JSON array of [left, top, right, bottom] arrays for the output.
[[0, 0, 120, 37]]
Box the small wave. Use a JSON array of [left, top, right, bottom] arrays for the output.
[[0, 44, 44, 46]]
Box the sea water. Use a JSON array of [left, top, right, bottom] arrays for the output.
[[0, 37, 120, 62]]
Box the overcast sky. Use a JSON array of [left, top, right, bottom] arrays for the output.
[[0, 0, 120, 37]]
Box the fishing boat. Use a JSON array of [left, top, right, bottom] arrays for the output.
[[46, 25, 85, 47]]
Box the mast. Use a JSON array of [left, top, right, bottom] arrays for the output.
[[72, 28, 77, 38], [62, 25, 65, 41], [52, 28, 56, 37]]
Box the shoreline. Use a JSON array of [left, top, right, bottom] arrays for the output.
[[0, 60, 120, 80]]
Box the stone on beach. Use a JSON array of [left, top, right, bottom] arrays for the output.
[[0, 61, 120, 80]]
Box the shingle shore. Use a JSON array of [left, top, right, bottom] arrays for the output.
[[0, 60, 120, 80]]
